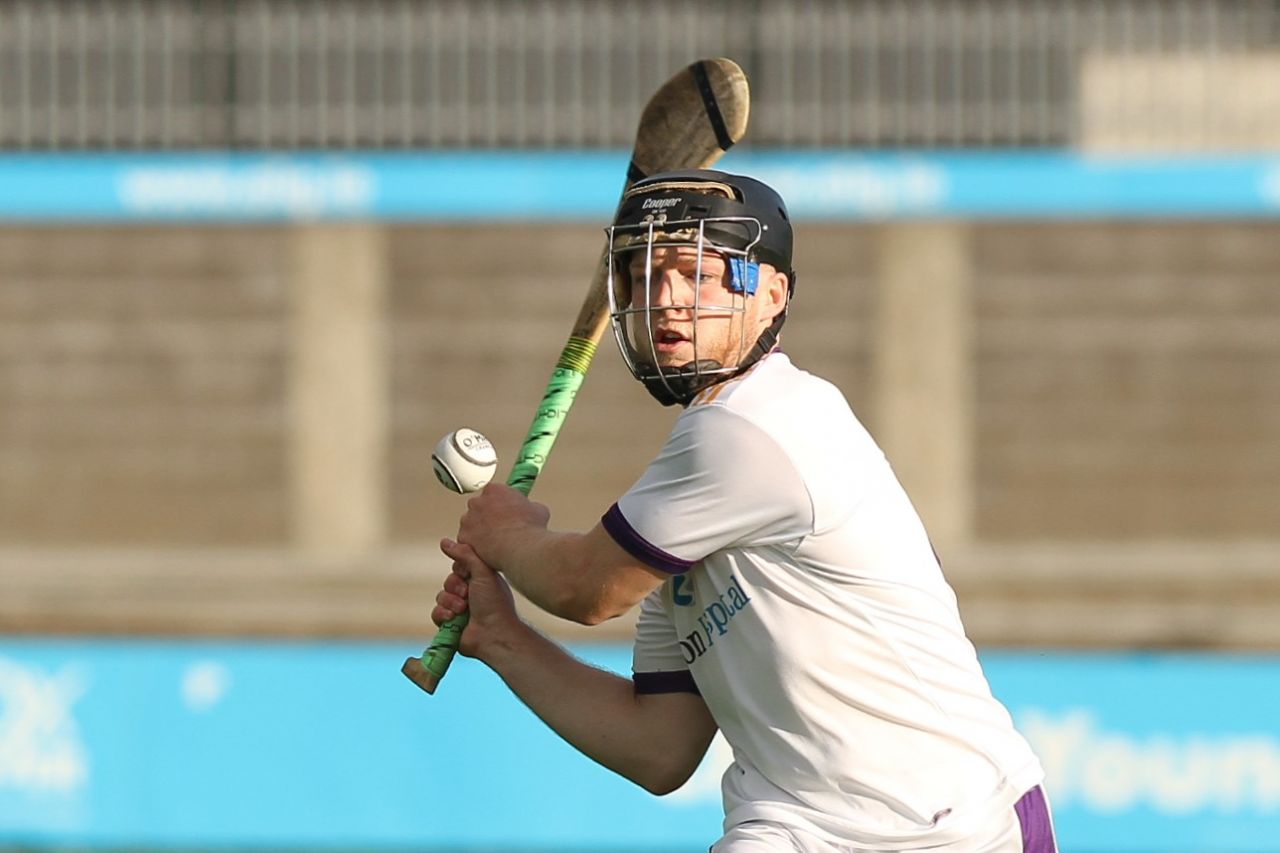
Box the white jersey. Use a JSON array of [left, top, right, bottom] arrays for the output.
[[602, 352, 1044, 850]]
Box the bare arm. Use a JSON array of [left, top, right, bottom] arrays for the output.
[[436, 538, 718, 794], [456, 484, 666, 624]]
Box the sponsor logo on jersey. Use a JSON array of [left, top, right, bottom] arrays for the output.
[[677, 574, 752, 665], [672, 575, 694, 606]]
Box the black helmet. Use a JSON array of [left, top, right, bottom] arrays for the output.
[[606, 169, 796, 406], [613, 169, 795, 278]]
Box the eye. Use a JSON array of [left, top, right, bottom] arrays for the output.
[[673, 264, 716, 281]]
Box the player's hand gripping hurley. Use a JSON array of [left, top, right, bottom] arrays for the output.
[[401, 58, 751, 694]]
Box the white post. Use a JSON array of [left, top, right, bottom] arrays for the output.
[[289, 223, 388, 559], [871, 222, 974, 549]]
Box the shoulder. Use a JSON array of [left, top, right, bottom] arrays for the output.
[[683, 353, 889, 525], [687, 351, 796, 410], [638, 359, 817, 499], [686, 352, 856, 438]]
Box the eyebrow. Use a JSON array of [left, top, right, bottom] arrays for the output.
[[629, 253, 726, 269]]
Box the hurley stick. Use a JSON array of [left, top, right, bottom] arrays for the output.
[[403, 58, 750, 694]]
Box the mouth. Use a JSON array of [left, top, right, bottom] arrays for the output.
[[653, 329, 691, 353]]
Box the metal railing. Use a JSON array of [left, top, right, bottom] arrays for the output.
[[1, 0, 1278, 150]]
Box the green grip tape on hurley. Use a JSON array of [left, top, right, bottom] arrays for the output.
[[508, 337, 596, 495], [419, 616, 465, 680], [414, 336, 600, 688]]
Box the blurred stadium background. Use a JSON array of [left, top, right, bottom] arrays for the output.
[[0, 1, 1277, 850]]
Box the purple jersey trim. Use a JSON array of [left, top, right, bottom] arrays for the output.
[[634, 670, 700, 695], [602, 503, 695, 575], [1015, 786, 1057, 852]]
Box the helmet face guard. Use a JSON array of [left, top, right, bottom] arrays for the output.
[[605, 171, 795, 407], [607, 213, 764, 406]]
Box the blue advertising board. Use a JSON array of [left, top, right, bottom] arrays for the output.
[[1, 640, 1278, 851], [0, 151, 1278, 222]]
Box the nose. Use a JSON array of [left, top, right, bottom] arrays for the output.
[[648, 268, 694, 311]]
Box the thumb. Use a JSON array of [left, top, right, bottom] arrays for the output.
[[440, 537, 496, 581]]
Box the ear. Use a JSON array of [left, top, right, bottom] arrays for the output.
[[757, 265, 789, 322]]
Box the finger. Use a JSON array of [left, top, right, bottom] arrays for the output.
[[442, 537, 491, 577], [441, 536, 479, 558], [443, 572, 469, 597], [432, 602, 466, 626], [441, 538, 470, 581], [441, 537, 472, 563], [435, 590, 468, 614], [458, 551, 495, 583]]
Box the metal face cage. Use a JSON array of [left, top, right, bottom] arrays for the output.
[[606, 214, 764, 405]]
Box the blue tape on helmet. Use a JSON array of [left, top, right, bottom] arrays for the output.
[[728, 257, 760, 295]]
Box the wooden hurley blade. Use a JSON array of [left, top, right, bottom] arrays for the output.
[[629, 58, 751, 182]]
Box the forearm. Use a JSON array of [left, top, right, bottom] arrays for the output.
[[456, 486, 662, 624], [491, 529, 597, 620], [481, 621, 712, 795]]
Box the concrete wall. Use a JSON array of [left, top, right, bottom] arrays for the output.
[[1, 221, 1276, 647]]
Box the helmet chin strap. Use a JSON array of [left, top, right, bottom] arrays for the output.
[[636, 310, 787, 407], [635, 359, 724, 407]]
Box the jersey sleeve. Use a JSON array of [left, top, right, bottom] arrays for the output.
[[631, 586, 698, 695], [603, 404, 813, 573]]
